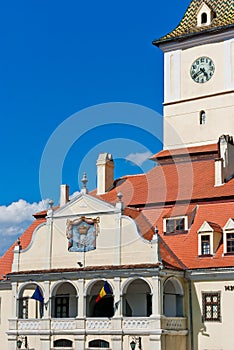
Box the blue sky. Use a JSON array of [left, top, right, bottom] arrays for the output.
[[0, 0, 191, 254]]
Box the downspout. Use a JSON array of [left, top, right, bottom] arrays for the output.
[[188, 279, 194, 350]]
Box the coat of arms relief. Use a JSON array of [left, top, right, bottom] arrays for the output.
[[66, 216, 100, 252]]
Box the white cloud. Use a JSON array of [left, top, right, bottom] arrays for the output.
[[0, 199, 49, 256], [125, 151, 152, 166], [0, 199, 49, 224]]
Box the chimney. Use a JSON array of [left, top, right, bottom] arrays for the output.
[[60, 184, 69, 206], [215, 135, 234, 186], [96, 153, 114, 195]]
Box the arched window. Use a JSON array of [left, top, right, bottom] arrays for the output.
[[51, 282, 78, 318], [200, 110, 206, 125], [86, 280, 114, 317], [18, 283, 44, 319], [89, 339, 109, 348], [123, 279, 152, 317], [201, 12, 207, 24], [54, 339, 72, 347], [163, 278, 184, 317]]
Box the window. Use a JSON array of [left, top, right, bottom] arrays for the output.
[[89, 339, 109, 348], [200, 110, 206, 125], [55, 295, 69, 318], [201, 12, 207, 24], [54, 339, 72, 347], [201, 235, 210, 255], [202, 292, 221, 322], [165, 218, 185, 234], [227, 233, 234, 253]]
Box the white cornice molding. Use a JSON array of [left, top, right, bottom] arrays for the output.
[[158, 27, 234, 52]]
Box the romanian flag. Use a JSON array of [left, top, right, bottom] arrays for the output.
[[96, 281, 112, 303]]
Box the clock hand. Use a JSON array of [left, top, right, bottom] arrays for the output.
[[200, 67, 208, 78], [193, 70, 203, 79]]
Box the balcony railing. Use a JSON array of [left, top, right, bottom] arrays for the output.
[[9, 316, 187, 334], [161, 317, 187, 331]]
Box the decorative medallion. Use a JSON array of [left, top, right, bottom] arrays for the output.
[[66, 216, 99, 252]]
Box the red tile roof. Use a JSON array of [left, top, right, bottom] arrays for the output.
[[151, 143, 218, 160], [143, 202, 234, 269], [2, 144, 234, 275], [96, 158, 234, 207], [0, 218, 46, 280]]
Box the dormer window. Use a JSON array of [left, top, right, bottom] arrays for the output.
[[201, 235, 210, 255], [198, 221, 222, 256], [201, 12, 207, 25], [197, 2, 213, 27], [223, 219, 234, 255], [164, 216, 188, 235], [226, 233, 234, 253]]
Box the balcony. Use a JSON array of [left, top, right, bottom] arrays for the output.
[[161, 317, 187, 332], [9, 316, 187, 335]]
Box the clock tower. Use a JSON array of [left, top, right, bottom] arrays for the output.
[[153, 0, 234, 150]]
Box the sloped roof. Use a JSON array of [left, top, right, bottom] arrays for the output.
[[0, 217, 46, 280], [143, 202, 234, 269], [151, 143, 218, 160], [96, 158, 234, 207], [153, 0, 234, 45]]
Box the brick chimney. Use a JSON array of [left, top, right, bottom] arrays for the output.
[[96, 153, 114, 195]]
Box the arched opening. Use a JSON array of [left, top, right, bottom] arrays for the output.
[[201, 12, 207, 24], [123, 279, 152, 317], [51, 282, 77, 318], [89, 339, 109, 348], [18, 283, 44, 319], [54, 339, 72, 347], [200, 110, 206, 125], [163, 278, 184, 317], [86, 280, 114, 317]]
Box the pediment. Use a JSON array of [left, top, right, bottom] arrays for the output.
[[197, 2, 213, 27], [223, 218, 234, 231], [53, 192, 117, 218], [197, 2, 211, 15], [198, 221, 213, 233]]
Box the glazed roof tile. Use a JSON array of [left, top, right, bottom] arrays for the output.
[[153, 0, 234, 44]]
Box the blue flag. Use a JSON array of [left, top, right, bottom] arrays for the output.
[[31, 286, 44, 303]]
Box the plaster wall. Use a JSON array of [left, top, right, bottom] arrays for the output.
[[0, 289, 11, 350], [164, 92, 234, 149], [17, 198, 157, 273], [164, 38, 234, 149], [193, 280, 233, 350]]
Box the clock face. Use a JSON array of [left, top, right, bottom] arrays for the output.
[[190, 56, 215, 83]]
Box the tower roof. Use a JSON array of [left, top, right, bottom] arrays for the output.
[[153, 0, 234, 45]]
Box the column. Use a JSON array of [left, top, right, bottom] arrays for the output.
[[8, 335, 17, 350], [113, 277, 121, 317], [74, 335, 85, 350], [43, 281, 50, 318], [151, 276, 162, 317], [40, 335, 51, 350], [149, 335, 162, 350], [77, 279, 84, 318], [11, 282, 18, 318], [111, 335, 122, 350]]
